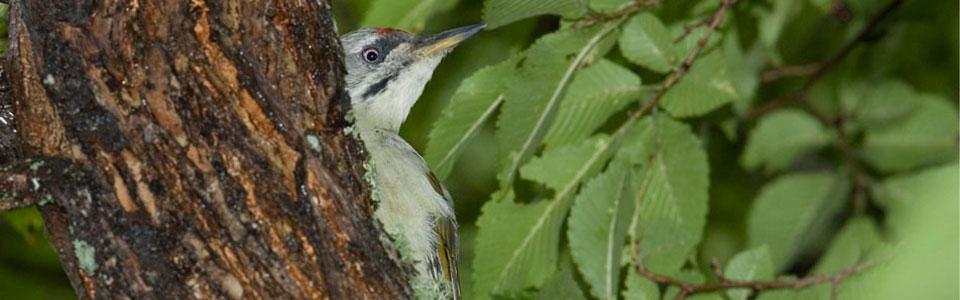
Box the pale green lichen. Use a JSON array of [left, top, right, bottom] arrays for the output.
[[362, 160, 381, 203], [39, 194, 54, 206], [305, 134, 322, 152], [73, 240, 97, 273], [0, 192, 16, 202], [29, 159, 45, 172]]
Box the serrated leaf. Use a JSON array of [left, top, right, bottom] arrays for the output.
[[521, 136, 611, 191], [533, 255, 587, 300], [622, 269, 659, 300], [483, 0, 586, 29], [543, 59, 644, 149], [619, 13, 678, 73], [496, 24, 620, 187], [426, 57, 520, 179], [747, 172, 849, 270], [741, 109, 832, 173], [361, 0, 459, 32], [567, 162, 635, 300], [659, 51, 739, 118], [724, 246, 775, 300], [474, 134, 620, 299], [622, 117, 710, 274], [862, 94, 959, 173]]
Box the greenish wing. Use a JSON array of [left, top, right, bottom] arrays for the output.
[[427, 168, 461, 299], [435, 215, 461, 299]]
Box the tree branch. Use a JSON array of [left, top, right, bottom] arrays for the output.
[[745, 0, 904, 121], [633, 0, 738, 117], [634, 257, 876, 300], [572, 0, 661, 29]]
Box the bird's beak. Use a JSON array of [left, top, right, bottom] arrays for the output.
[[416, 24, 486, 57]]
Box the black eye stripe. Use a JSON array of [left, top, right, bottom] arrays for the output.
[[362, 73, 397, 99]]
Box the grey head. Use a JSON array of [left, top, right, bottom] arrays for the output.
[[341, 24, 485, 131]]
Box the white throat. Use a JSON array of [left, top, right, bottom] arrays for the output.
[[351, 57, 443, 132]]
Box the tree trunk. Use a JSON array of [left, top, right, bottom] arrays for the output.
[[1, 0, 412, 298]]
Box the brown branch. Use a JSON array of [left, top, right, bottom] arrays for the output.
[[572, 0, 661, 29], [634, 258, 876, 300], [632, 0, 738, 117], [673, 19, 710, 44], [760, 62, 823, 83], [745, 0, 904, 121]]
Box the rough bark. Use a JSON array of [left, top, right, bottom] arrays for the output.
[[1, 0, 413, 299]]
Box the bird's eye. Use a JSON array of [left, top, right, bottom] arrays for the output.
[[362, 48, 381, 63]]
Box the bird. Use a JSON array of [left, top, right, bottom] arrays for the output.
[[340, 24, 484, 299]]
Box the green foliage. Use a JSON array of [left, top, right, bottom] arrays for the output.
[[747, 172, 849, 270], [483, 0, 585, 29], [361, 0, 459, 32], [619, 13, 679, 73], [426, 57, 519, 179], [543, 59, 644, 149], [495, 25, 618, 186], [724, 246, 774, 300], [379, 0, 956, 299], [567, 162, 635, 300], [622, 117, 709, 274], [741, 109, 832, 173], [658, 51, 739, 118], [862, 94, 959, 173]]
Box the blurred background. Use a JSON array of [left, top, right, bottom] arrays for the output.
[[0, 0, 956, 298]]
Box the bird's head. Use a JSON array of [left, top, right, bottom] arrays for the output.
[[341, 24, 485, 131]]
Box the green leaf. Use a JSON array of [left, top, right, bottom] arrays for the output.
[[533, 255, 587, 300], [848, 79, 917, 129], [755, 0, 801, 62], [622, 268, 659, 300], [361, 0, 459, 32], [662, 271, 724, 300], [483, 0, 586, 29], [567, 162, 635, 300], [858, 163, 959, 300], [425, 57, 520, 179], [543, 59, 644, 149], [1, 207, 46, 245], [723, 30, 761, 113], [741, 109, 832, 173], [619, 13, 679, 73], [521, 136, 611, 191], [724, 246, 775, 300], [474, 134, 619, 298], [658, 51, 739, 118], [747, 172, 849, 270], [813, 217, 883, 274], [623, 117, 710, 274], [862, 94, 959, 173], [496, 25, 620, 187]]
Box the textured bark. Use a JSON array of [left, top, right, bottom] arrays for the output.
[[2, 0, 412, 299]]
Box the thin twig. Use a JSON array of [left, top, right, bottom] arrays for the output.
[[673, 19, 710, 44], [745, 0, 904, 121], [760, 62, 823, 83], [632, 0, 738, 117], [572, 0, 660, 29], [634, 257, 876, 300]]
